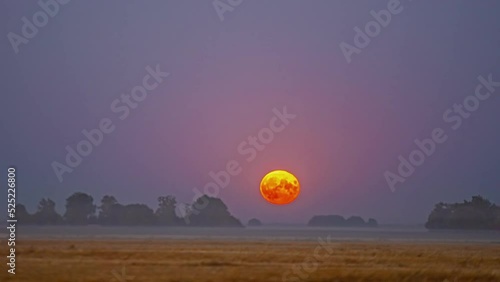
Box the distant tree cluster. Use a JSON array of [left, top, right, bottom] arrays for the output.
[[15, 192, 243, 227], [307, 215, 378, 227], [186, 196, 242, 227], [425, 196, 500, 230], [247, 218, 263, 226]]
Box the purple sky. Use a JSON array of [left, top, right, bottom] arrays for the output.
[[2, 0, 500, 224]]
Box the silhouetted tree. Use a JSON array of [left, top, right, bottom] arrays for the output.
[[346, 216, 366, 226], [247, 218, 262, 226], [100, 195, 118, 213], [98, 195, 121, 225], [426, 195, 500, 230], [367, 218, 378, 227], [33, 198, 63, 225], [189, 195, 242, 227], [15, 204, 33, 224], [156, 195, 179, 225], [122, 204, 156, 225], [64, 192, 96, 225]]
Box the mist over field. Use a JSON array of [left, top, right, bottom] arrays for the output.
[[10, 225, 500, 243]]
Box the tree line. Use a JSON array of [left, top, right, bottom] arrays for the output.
[[15, 192, 243, 227], [16, 193, 499, 229], [307, 215, 378, 227], [425, 195, 500, 230]]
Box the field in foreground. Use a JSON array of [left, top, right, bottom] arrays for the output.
[[1, 239, 500, 281]]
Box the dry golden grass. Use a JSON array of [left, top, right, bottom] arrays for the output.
[[1, 239, 500, 281]]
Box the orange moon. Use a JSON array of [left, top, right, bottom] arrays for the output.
[[259, 170, 300, 205]]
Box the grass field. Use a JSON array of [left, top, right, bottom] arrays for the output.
[[2, 239, 500, 281]]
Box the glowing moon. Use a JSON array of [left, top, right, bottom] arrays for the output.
[[260, 170, 300, 205]]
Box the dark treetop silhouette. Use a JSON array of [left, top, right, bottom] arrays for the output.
[[247, 218, 263, 226], [425, 195, 500, 230]]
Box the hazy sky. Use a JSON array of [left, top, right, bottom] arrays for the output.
[[2, 0, 500, 224]]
